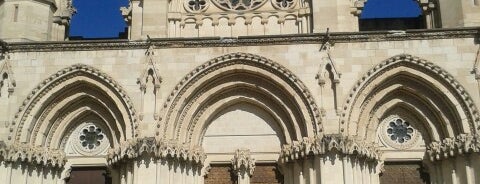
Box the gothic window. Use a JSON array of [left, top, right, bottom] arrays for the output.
[[68, 0, 128, 39], [357, 0, 434, 31], [272, 0, 295, 10], [185, 0, 208, 12], [212, 0, 267, 11]]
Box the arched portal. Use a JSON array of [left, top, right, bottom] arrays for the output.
[[159, 53, 321, 182], [160, 52, 322, 144], [342, 54, 480, 183], [7, 64, 138, 184]]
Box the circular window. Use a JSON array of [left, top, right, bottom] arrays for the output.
[[79, 125, 105, 150], [212, 0, 267, 11], [70, 122, 110, 156], [380, 116, 420, 149], [386, 118, 414, 144]]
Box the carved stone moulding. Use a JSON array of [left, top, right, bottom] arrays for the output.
[[107, 137, 207, 166], [178, 9, 308, 27], [0, 143, 66, 168], [279, 135, 380, 163], [426, 133, 480, 161]]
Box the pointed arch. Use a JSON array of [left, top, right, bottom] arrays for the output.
[[341, 54, 479, 142], [9, 64, 138, 150], [158, 53, 321, 146]]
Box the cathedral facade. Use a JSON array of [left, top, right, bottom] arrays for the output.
[[0, 0, 480, 183]]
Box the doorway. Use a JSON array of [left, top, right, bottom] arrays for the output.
[[66, 167, 111, 184]]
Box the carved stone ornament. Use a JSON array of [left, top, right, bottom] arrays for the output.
[[426, 133, 480, 161], [379, 115, 420, 150], [184, 0, 209, 13], [280, 135, 380, 163], [231, 149, 256, 177], [0, 142, 66, 168], [271, 0, 296, 10], [107, 137, 206, 166], [212, 0, 268, 11], [0, 53, 16, 97]]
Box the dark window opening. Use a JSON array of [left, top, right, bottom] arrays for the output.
[[68, 0, 128, 40], [359, 0, 426, 31], [379, 161, 430, 184], [66, 167, 112, 184]]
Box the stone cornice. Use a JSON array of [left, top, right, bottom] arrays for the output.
[[1, 28, 478, 53], [280, 135, 380, 163], [0, 142, 66, 168], [107, 137, 206, 166], [426, 133, 480, 161]]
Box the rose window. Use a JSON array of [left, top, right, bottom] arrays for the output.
[[272, 0, 295, 9], [79, 125, 105, 150], [185, 0, 208, 12], [213, 0, 267, 11], [386, 118, 414, 144]]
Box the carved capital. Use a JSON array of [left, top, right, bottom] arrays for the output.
[[280, 135, 380, 163], [107, 137, 207, 166], [426, 133, 480, 161], [0, 142, 66, 168]]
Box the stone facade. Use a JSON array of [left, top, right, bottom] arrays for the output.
[[1, 0, 480, 183]]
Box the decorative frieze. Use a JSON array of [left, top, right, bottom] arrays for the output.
[[280, 135, 380, 163], [0, 28, 477, 52], [107, 137, 206, 166], [0, 142, 66, 168], [426, 133, 480, 161]]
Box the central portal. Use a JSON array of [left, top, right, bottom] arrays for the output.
[[202, 102, 284, 183]]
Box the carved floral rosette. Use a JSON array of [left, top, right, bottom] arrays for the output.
[[107, 137, 206, 166], [426, 133, 480, 161], [231, 149, 256, 176], [280, 135, 380, 163], [0, 142, 66, 168]]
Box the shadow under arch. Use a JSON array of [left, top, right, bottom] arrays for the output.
[[159, 52, 322, 146], [341, 54, 479, 143], [9, 64, 138, 150]]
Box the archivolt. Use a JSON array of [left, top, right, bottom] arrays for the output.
[[159, 53, 321, 145], [9, 64, 138, 149], [341, 54, 479, 142]]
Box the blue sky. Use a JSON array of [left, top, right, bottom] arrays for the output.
[[69, 0, 128, 38], [360, 0, 422, 19], [69, 0, 422, 38]]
